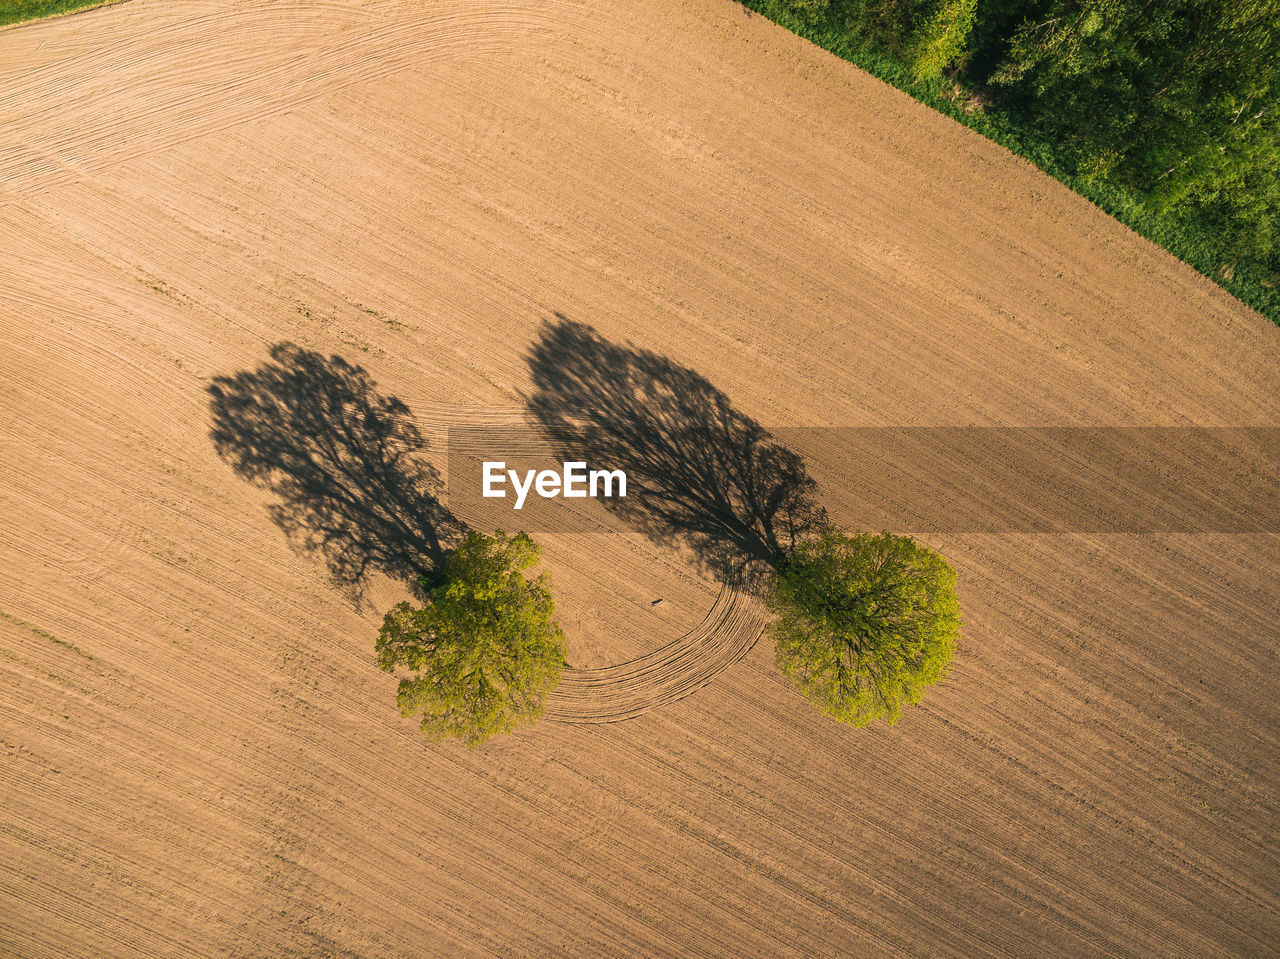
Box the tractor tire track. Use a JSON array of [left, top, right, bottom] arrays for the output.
[[543, 584, 766, 724]]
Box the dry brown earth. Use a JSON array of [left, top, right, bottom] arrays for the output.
[[2, 1, 1279, 956]]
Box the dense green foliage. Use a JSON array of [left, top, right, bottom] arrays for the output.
[[745, 0, 1280, 323], [986, 0, 1280, 265], [792, 0, 979, 79], [0, 0, 111, 28], [376, 530, 566, 746], [768, 529, 959, 727]]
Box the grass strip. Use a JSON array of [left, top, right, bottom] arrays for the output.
[[1, 0, 116, 29]]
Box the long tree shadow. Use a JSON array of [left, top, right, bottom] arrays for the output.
[[208, 343, 466, 602], [526, 316, 826, 590]]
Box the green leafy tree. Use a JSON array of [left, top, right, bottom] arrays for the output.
[[987, 0, 1280, 266], [768, 528, 959, 727], [909, 0, 978, 80], [827, 0, 976, 70], [376, 530, 566, 746]]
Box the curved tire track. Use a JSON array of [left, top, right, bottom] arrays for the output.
[[542, 584, 766, 724], [413, 406, 769, 724]]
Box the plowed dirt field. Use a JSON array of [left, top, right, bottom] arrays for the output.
[[2, 1, 1279, 956]]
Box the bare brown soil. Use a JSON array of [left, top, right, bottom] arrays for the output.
[[2, 1, 1279, 956]]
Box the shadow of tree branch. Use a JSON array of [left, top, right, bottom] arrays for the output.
[[525, 316, 826, 591], [208, 343, 466, 603]]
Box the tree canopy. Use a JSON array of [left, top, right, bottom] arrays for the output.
[[376, 530, 566, 746], [768, 529, 959, 727]]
